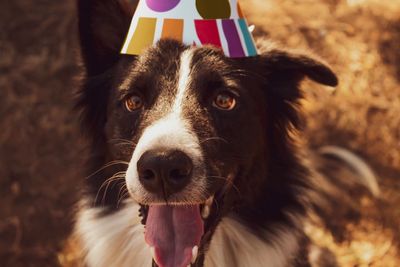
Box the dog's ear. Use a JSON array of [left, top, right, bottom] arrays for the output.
[[258, 46, 338, 100], [77, 0, 137, 76]]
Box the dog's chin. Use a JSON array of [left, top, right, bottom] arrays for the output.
[[136, 188, 229, 267]]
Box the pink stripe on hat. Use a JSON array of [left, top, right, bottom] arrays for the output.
[[194, 20, 222, 49]]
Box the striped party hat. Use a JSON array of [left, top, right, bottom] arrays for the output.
[[121, 0, 258, 58]]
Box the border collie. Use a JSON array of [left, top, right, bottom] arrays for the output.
[[74, 1, 379, 267]]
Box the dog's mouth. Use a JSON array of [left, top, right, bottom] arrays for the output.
[[139, 193, 223, 267]]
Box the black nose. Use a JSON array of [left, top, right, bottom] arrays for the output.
[[137, 149, 193, 197]]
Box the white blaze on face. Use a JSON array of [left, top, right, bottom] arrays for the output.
[[125, 49, 206, 204]]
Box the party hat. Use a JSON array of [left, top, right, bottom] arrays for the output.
[[121, 0, 258, 58]]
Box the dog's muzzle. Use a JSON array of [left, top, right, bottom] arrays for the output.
[[137, 148, 193, 198]]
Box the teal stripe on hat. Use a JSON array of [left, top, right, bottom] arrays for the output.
[[238, 19, 257, 56]]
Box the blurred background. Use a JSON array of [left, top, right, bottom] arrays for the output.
[[0, 0, 399, 266]]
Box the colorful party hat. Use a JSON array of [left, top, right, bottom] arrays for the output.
[[121, 0, 258, 58]]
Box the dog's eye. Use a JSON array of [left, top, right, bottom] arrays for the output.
[[124, 94, 143, 112], [213, 92, 237, 111]]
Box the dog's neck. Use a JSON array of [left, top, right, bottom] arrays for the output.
[[76, 200, 302, 267]]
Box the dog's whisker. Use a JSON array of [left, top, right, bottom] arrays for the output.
[[117, 184, 129, 208], [200, 137, 229, 144], [85, 160, 129, 180], [113, 142, 136, 147], [100, 172, 127, 205], [207, 175, 242, 198], [93, 171, 127, 206], [100, 177, 126, 206], [117, 182, 128, 200], [117, 191, 130, 209], [108, 138, 137, 146]]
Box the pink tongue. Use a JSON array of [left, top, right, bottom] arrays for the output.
[[145, 205, 204, 267]]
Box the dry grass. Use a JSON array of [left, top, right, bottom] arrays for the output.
[[242, 0, 400, 266], [0, 0, 399, 266], [243, 0, 400, 170]]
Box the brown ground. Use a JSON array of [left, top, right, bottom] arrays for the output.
[[0, 0, 399, 266]]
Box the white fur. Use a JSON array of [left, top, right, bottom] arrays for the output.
[[125, 49, 207, 204], [76, 201, 152, 267], [77, 201, 300, 267], [174, 49, 193, 112], [206, 217, 300, 267], [125, 113, 206, 204]]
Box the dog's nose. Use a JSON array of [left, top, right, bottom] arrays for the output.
[[137, 149, 193, 197]]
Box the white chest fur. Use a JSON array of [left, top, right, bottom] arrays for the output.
[[76, 202, 299, 267]]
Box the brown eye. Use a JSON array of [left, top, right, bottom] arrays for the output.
[[124, 94, 143, 112], [213, 92, 237, 111]]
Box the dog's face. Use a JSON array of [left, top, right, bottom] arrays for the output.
[[77, 1, 337, 267], [118, 43, 264, 204], [105, 41, 270, 267]]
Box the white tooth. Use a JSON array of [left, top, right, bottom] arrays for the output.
[[201, 195, 213, 219], [205, 195, 214, 207], [150, 246, 155, 259], [201, 205, 210, 219], [191, 246, 198, 264]]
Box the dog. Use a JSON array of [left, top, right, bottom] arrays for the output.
[[74, 1, 379, 266]]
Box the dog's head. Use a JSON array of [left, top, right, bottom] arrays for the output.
[[77, 1, 337, 267]]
